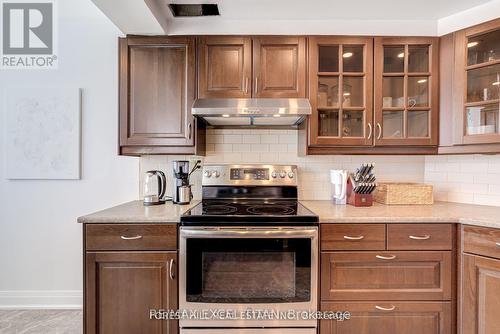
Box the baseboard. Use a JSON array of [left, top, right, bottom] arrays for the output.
[[0, 290, 82, 309]]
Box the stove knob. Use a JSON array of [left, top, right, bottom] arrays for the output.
[[271, 171, 277, 178], [279, 171, 286, 178], [212, 170, 220, 178], [204, 170, 212, 178], [288, 172, 294, 179]]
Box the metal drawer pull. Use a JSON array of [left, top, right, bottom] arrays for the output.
[[375, 305, 396, 311], [344, 235, 365, 240], [496, 242, 500, 247], [409, 235, 431, 240], [169, 259, 176, 280], [120, 235, 143, 240], [376, 254, 397, 260]]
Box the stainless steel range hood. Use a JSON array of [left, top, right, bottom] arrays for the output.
[[192, 98, 312, 127]]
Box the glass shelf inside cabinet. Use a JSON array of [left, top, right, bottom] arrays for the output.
[[318, 77, 339, 108], [319, 45, 339, 72], [382, 77, 404, 108], [408, 46, 429, 73], [466, 103, 499, 136], [467, 30, 500, 66], [342, 45, 364, 73], [384, 46, 405, 73], [319, 110, 339, 137], [343, 110, 364, 137], [466, 64, 500, 103], [408, 76, 429, 107], [408, 110, 429, 137]]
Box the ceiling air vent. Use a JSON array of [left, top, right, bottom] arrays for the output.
[[168, 4, 220, 17]]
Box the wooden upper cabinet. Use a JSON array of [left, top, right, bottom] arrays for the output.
[[462, 254, 500, 334], [198, 36, 305, 99], [454, 19, 500, 148], [374, 37, 439, 147], [198, 36, 252, 98], [309, 37, 373, 146], [253, 36, 307, 98], [119, 36, 204, 156]]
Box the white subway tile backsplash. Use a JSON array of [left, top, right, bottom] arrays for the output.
[[140, 129, 426, 201], [425, 155, 500, 207], [223, 134, 243, 144], [242, 135, 261, 144]]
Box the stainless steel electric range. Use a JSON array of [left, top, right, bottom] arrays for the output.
[[179, 165, 319, 334]]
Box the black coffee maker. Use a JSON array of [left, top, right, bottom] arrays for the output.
[[172, 160, 201, 204]]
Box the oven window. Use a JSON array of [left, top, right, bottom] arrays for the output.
[[186, 238, 311, 303]]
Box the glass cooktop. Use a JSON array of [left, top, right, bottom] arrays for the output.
[[180, 200, 318, 225]]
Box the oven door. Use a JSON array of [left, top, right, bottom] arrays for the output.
[[179, 226, 318, 328]]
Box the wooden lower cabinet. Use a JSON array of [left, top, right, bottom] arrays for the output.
[[321, 251, 452, 301], [320, 302, 451, 334], [462, 254, 500, 334], [85, 251, 178, 334]]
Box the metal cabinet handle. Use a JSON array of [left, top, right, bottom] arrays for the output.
[[496, 242, 500, 247], [344, 235, 365, 240], [376, 254, 397, 260], [367, 123, 373, 140], [409, 235, 431, 240], [376, 123, 382, 140], [254, 77, 259, 94], [188, 123, 192, 140], [375, 305, 396, 311], [169, 259, 176, 280], [244, 77, 249, 94], [120, 235, 142, 240]]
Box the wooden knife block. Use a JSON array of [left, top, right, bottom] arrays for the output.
[[347, 177, 373, 207]]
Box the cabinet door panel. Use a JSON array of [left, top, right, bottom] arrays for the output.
[[253, 37, 306, 98], [321, 251, 452, 301], [198, 37, 252, 98], [119, 37, 195, 148], [462, 254, 500, 334], [374, 37, 439, 147], [321, 302, 451, 334], [309, 36, 374, 147], [85, 252, 177, 334]]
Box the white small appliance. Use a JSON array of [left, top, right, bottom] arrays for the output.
[[330, 169, 348, 205]]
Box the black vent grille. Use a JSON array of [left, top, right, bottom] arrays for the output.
[[169, 4, 220, 17]]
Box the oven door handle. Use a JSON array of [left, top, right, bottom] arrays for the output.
[[180, 227, 318, 239]]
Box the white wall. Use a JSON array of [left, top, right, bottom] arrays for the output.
[[140, 129, 426, 201], [425, 155, 500, 206], [0, 0, 139, 308]]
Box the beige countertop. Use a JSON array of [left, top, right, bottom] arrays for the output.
[[77, 200, 199, 224], [78, 200, 500, 229], [301, 201, 500, 229]]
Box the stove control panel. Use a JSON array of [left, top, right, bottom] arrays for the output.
[[202, 164, 298, 186]]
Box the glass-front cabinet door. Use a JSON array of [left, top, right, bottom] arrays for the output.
[[309, 37, 373, 146], [374, 37, 439, 146], [462, 22, 500, 145]]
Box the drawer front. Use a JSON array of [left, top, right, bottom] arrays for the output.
[[463, 225, 500, 259], [387, 224, 453, 250], [321, 224, 386, 250], [85, 224, 177, 251], [321, 251, 452, 301], [320, 302, 451, 334]]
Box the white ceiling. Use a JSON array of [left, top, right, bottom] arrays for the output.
[[163, 0, 492, 20], [91, 0, 500, 36]]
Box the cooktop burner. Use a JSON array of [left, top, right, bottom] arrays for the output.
[[181, 200, 318, 226]]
